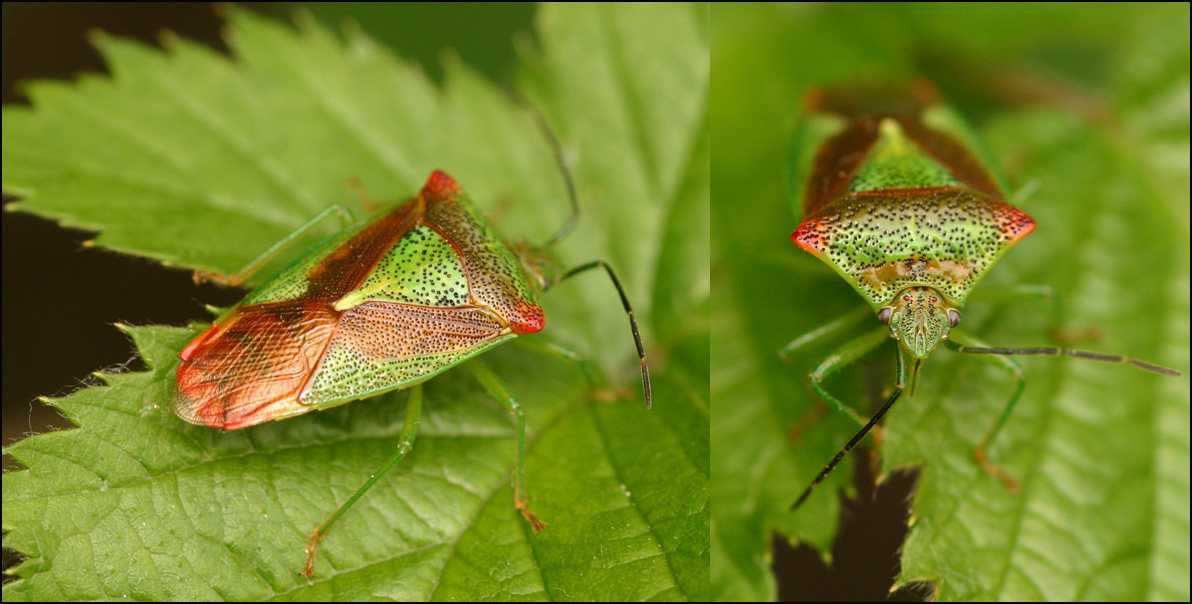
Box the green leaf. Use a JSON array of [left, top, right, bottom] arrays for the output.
[[712, 3, 1188, 601], [3, 4, 709, 600]]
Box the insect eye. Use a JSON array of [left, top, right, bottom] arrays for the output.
[[878, 307, 893, 324], [948, 309, 961, 327]]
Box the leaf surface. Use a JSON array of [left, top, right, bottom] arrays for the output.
[[3, 5, 709, 600]]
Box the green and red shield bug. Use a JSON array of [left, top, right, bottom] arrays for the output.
[[174, 156, 650, 575], [783, 80, 1181, 511]]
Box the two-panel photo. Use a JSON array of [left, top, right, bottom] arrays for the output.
[[3, 3, 1188, 602]]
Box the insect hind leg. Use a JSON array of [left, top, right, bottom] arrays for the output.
[[467, 360, 547, 532], [302, 385, 424, 577]]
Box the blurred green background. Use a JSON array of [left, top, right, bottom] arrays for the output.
[[711, 2, 1188, 601]]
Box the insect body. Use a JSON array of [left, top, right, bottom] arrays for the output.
[[174, 169, 650, 576], [174, 171, 545, 428], [785, 81, 1180, 510]]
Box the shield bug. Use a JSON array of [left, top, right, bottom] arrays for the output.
[[784, 80, 1181, 510], [174, 156, 650, 576]]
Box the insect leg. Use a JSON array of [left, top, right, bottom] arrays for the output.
[[792, 345, 907, 510], [966, 283, 1101, 344], [944, 330, 1028, 492], [195, 204, 355, 286], [778, 304, 870, 361], [946, 329, 1181, 491], [803, 326, 891, 428], [515, 338, 612, 397], [513, 99, 651, 408], [301, 384, 423, 578], [966, 284, 1061, 343], [467, 361, 547, 532]]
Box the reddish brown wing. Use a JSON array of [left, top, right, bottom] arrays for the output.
[[800, 82, 1003, 216], [174, 189, 425, 430], [174, 302, 339, 429]]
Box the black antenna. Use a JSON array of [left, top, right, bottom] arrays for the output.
[[792, 342, 1180, 510], [948, 344, 1181, 376], [526, 106, 580, 247], [516, 98, 651, 409]]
